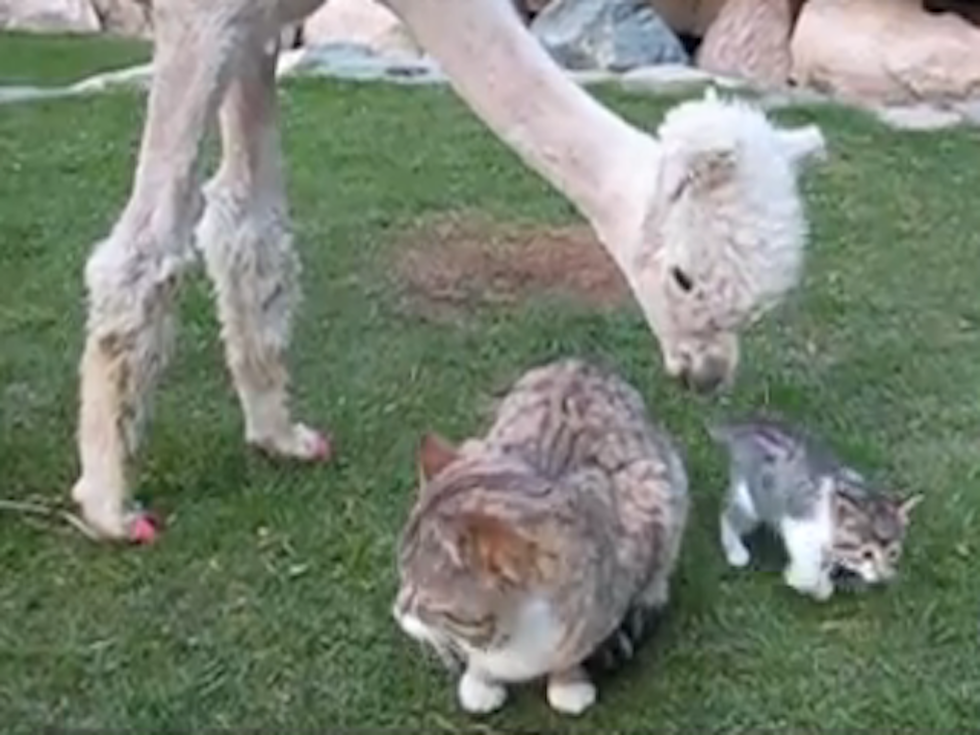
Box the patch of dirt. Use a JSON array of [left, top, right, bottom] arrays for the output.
[[394, 212, 630, 322]]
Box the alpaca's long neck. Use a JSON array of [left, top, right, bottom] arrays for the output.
[[390, 0, 655, 249]]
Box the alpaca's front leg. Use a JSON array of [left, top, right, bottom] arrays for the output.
[[196, 37, 329, 462], [72, 11, 237, 542]]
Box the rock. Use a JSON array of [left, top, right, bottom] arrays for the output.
[[91, 0, 151, 37], [0, 0, 100, 33], [953, 98, 980, 126], [619, 63, 713, 94], [276, 42, 445, 85], [69, 62, 152, 93], [530, 0, 689, 72], [873, 103, 964, 131], [791, 0, 980, 105], [696, 0, 797, 89], [650, 0, 729, 36], [303, 0, 422, 59]]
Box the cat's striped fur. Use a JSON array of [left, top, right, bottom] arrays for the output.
[[393, 358, 689, 715]]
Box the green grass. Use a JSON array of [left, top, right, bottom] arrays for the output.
[[0, 31, 150, 86], [2, 35, 980, 733]]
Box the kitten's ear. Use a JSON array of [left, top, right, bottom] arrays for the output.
[[456, 512, 540, 587], [898, 493, 924, 521], [418, 432, 459, 484]]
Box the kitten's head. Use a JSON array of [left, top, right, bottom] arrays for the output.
[[393, 433, 555, 667], [831, 485, 923, 584]]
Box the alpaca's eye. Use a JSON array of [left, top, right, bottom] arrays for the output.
[[670, 267, 693, 293], [862, 549, 876, 562]]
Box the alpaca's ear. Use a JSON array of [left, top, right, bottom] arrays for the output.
[[454, 512, 540, 587], [685, 146, 737, 191], [418, 432, 459, 485], [778, 125, 826, 166], [658, 144, 736, 204]]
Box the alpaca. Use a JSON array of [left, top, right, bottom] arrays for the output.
[[70, 0, 827, 544]]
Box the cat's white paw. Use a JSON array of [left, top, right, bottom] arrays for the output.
[[458, 671, 506, 714], [547, 679, 596, 716]]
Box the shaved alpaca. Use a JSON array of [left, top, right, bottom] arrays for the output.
[[71, 0, 826, 542]]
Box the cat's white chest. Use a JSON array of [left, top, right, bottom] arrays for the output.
[[465, 597, 564, 683]]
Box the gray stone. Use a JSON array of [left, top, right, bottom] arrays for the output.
[[531, 0, 689, 73], [277, 43, 446, 85], [756, 86, 834, 111], [952, 98, 980, 126], [619, 64, 712, 95], [873, 104, 964, 131], [0, 86, 73, 105]]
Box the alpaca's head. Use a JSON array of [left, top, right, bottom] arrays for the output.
[[630, 89, 826, 394]]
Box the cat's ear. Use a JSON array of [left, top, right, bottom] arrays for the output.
[[455, 512, 540, 587], [418, 432, 459, 484], [897, 493, 924, 522]]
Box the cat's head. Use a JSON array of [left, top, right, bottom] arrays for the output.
[[831, 486, 923, 584], [393, 433, 556, 667]]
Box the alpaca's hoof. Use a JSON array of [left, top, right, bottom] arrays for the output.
[[126, 510, 161, 545], [309, 430, 333, 462], [71, 479, 129, 541], [248, 423, 334, 463]]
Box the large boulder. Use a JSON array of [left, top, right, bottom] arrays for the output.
[[0, 0, 100, 33], [791, 0, 980, 105], [530, 0, 689, 72], [303, 0, 422, 59], [649, 0, 729, 36], [91, 0, 151, 38], [696, 0, 798, 88]]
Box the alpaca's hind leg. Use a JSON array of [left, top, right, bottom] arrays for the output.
[[196, 36, 329, 462], [72, 12, 237, 541]]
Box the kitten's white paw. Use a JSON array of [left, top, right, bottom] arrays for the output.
[[720, 517, 751, 568], [811, 575, 834, 602], [458, 671, 506, 714], [724, 544, 750, 568], [784, 567, 833, 602], [547, 680, 597, 716]]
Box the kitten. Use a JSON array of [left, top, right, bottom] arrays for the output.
[[707, 413, 922, 601], [392, 358, 689, 716]]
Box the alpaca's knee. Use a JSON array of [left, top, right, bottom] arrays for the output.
[[82, 231, 192, 450], [197, 183, 301, 375]]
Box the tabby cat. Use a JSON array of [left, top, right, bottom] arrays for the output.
[[707, 413, 922, 601], [392, 358, 690, 716]]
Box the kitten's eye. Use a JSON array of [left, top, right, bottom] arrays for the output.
[[670, 267, 693, 293]]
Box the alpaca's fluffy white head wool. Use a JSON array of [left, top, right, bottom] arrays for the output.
[[627, 88, 826, 393]]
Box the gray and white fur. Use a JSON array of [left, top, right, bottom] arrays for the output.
[[707, 414, 922, 601]]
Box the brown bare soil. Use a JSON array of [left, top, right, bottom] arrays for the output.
[[393, 211, 630, 321]]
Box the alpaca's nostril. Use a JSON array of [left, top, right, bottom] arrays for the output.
[[682, 361, 727, 395]]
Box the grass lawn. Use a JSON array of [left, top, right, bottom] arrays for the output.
[[1, 34, 979, 733], [0, 31, 150, 87]]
